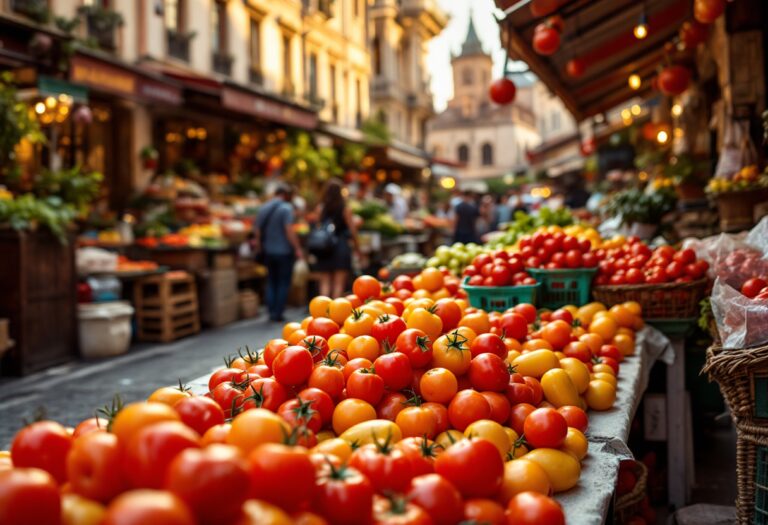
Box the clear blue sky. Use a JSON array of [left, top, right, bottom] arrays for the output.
[[427, 0, 508, 111]]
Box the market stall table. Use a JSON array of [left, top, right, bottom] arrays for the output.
[[185, 326, 675, 525]]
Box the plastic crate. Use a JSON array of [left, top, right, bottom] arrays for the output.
[[527, 268, 596, 309], [756, 446, 768, 524], [462, 277, 539, 312]]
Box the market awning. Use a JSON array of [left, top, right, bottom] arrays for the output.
[[317, 122, 367, 144], [385, 140, 430, 169], [221, 83, 318, 130], [498, 0, 690, 122]]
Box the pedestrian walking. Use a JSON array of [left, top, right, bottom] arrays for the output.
[[255, 183, 304, 322], [453, 190, 480, 244]]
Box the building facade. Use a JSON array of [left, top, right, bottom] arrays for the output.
[[426, 15, 540, 181], [1, 0, 372, 196], [368, 0, 446, 149]]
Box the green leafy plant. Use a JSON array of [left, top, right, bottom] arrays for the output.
[[0, 73, 45, 179], [32, 166, 103, 217], [664, 154, 710, 185], [606, 188, 677, 226], [0, 194, 77, 242], [361, 114, 392, 144], [283, 132, 342, 183]]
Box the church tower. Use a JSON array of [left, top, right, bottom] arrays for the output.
[[449, 13, 494, 119]]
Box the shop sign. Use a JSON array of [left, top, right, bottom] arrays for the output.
[[222, 87, 318, 129], [70, 55, 136, 96], [138, 78, 183, 105], [38, 75, 89, 103]]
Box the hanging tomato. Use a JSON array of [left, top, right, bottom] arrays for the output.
[[533, 23, 561, 56], [489, 78, 517, 105], [547, 15, 565, 33], [566, 58, 586, 79], [658, 66, 691, 96], [679, 21, 709, 49], [530, 0, 558, 18], [642, 122, 658, 142], [694, 0, 726, 24]]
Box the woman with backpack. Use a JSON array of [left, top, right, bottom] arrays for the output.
[[310, 179, 359, 298]]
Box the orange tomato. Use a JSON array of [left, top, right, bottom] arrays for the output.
[[226, 409, 290, 454], [282, 322, 302, 340], [407, 307, 443, 342], [499, 459, 551, 504], [309, 296, 332, 318], [585, 379, 616, 411], [301, 316, 313, 331], [459, 311, 490, 335], [431, 333, 472, 376], [578, 333, 603, 354], [452, 326, 477, 344], [331, 399, 376, 435], [420, 267, 445, 292], [420, 367, 458, 404], [589, 316, 618, 342], [623, 301, 642, 317], [328, 298, 354, 325], [541, 320, 572, 350], [521, 339, 554, 352], [147, 386, 191, 406], [111, 402, 180, 445], [612, 334, 635, 356], [311, 438, 353, 463], [201, 424, 231, 446], [463, 498, 506, 525], [560, 428, 588, 460], [608, 305, 636, 329], [464, 419, 510, 457], [346, 335, 380, 361], [592, 372, 617, 387], [396, 406, 438, 439], [343, 310, 375, 337], [287, 329, 308, 345], [327, 333, 353, 352], [352, 276, 382, 301]]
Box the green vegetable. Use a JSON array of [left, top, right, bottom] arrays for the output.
[[605, 188, 676, 226], [487, 209, 575, 248], [0, 194, 77, 242]]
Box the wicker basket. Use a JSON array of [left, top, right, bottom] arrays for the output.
[[614, 460, 648, 524], [592, 279, 708, 319], [703, 342, 768, 524], [715, 188, 768, 233]]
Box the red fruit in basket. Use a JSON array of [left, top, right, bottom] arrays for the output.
[[508, 257, 525, 274], [468, 275, 484, 286], [617, 467, 638, 495], [685, 260, 708, 279], [742, 278, 768, 298], [464, 265, 479, 277], [582, 252, 598, 268], [665, 261, 683, 279], [625, 268, 645, 284], [481, 263, 495, 278], [673, 248, 696, 265], [491, 265, 512, 286]]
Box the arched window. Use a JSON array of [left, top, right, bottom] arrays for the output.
[[463, 68, 473, 85], [482, 143, 493, 166], [458, 144, 469, 164]]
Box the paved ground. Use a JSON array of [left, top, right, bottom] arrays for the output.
[[0, 307, 304, 447]]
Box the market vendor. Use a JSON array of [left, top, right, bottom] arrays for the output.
[[384, 183, 409, 222]]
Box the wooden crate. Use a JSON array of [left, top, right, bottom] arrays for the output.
[[0, 231, 77, 376], [134, 272, 200, 343]]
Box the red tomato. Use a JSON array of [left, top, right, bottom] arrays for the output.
[[298, 387, 335, 426], [393, 275, 415, 292], [423, 402, 450, 435], [525, 377, 545, 406], [371, 315, 408, 347], [508, 403, 537, 435], [489, 78, 517, 106], [395, 437, 440, 477], [349, 443, 413, 493], [524, 408, 568, 449], [101, 489, 195, 525], [464, 498, 506, 525], [557, 406, 589, 433], [406, 474, 464, 525], [309, 360, 346, 401], [210, 381, 244, 417], [299, 335, 330, 363], [307, 318, 340, 341], [165, 444, 249, 524], [491, 265, 512, 286], [278, 398, 323, 433], [241, 377, 290, 412], [67, 431, 126, 502], [11, 421, 72, 484], [448, 390, 491, 431], [482, 391, 512, 425], [533, 23, 561, 55], [173, 396, 225, 436], [513, 304, 537, 324], [506, 491, 565, 525], [272, 346, 314, 386], [263, 339, 289, 368], [377, 392, 408, 421], [565, 250, 583, 269], [435, 438, 504, 498], [208, 367, 245, 391], [344, 357, 373, 381], [315, 464, 374, 525], [694, 0, 726, 23], [374, 352, 413, 391], [123, 421, 200, 489], [0, 468, 61, 525], [498, 312, 528, 341], [373, 495, 433, 525], [599, 344, 623, 363], [353, 276, 382, 301], [468, 353, 510, 392], [72, 417, 108, 438], [347, 368, 386, 406], [396, 329, 433, 369], [506, 381, 535, 406], [248, 443, 316, 511], [470, 333, 508, 359], [530, 0, 558, 17]]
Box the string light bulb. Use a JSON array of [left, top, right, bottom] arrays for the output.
[[634, 4, 648, 39], [656, 130, 669, 144], [671, 104, 683, 117], [628, 74, 642, 90]]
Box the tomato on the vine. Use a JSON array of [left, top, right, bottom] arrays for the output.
[[346, 368, 385, 405], [314, 464, 374, 525], [396, 329, 432, 368]]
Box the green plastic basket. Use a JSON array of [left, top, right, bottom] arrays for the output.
[[462, 277, 539, 312], [527, 268, 597, 309]]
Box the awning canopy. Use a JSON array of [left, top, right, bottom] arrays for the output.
[[498, 0, 690, 122]]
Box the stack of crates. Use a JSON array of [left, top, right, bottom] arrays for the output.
[[134, 271, 200, 343]]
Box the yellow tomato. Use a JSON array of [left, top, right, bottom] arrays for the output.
[[311, 438, 353, 463], [579, 333, 603, 354], [513, 350, 560, 379], [411, 289, 432, 300], [558, 358, 591, 394], [282, 322, 302, 339], [347, 335, 380, 361], [332, 399, 377, 435], [585, 379, 616, 410], [613, 334, 635, 356], [339, 419, 402, 446], [499, 459, 551, 504], [316, 430, 336, 442], [301, 316, 313, 331], [309, 296, 332, 318], [576, 302, 606, 326], [435, 429, 465, 450], [506, 350, 521, 366], [227, 409, 290, 454], [111, 402, 180, 445], [327, 333, 353, 352], [407, 307, 443, 342], [523, 448, 581, 493], [623, 301, 642, 317], [541, 368, 580, 408], [464, 420, 511, 457], [507, 429, 528, 459], [431, 333, 471, 376], [328, 298, 353, 325], [452, 326, 477, 344], [592, 363, 616, 376], [521, 339, 554, 352], [560, 428, 588, 460], [147, 386, 191, 406], [343, 310, 375, 337], [62, 494, 105, 525], [239, 500, 293, 525], [459, 311, 491, 335], [421, 267, 445, 292], [402, 298, 434, 321], [592, 372, 617, 387], [608, 305, 636, 329]]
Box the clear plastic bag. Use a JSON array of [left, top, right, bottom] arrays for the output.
[[711, 278, 768, 349]]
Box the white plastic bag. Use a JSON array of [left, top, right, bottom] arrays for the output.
[[711, 278, 768, 348], [292, 259, 309, 288]]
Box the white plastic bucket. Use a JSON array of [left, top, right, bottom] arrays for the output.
[[78, 301, 134, 358]]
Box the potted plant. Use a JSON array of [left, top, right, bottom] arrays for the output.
[[606, 188, 677, 239], [665, 154, 709, 200], [140, 146, 159, 171], [77, 4, 124, 50]]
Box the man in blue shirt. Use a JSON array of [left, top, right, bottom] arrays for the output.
[[255, 184, 304, 322]]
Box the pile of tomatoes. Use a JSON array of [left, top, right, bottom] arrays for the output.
[[463, 251, 537, 287], [593, 240, 709, 286], [740, 277, 768, 301], [515, 231, 598, 271], [0, 269, 644, 525]]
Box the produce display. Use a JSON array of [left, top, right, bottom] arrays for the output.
[[706, 165, 768, 194], [740, 277, 768, 300], [513, 231, 598, 270], [0, 267, 645, 525], [462, 250, 536, 287], [593, 240, 709, 286]]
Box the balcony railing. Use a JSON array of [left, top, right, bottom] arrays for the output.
[[212, 52, 233, 76], [11, 0, 49, 23], [78, 6, 123, 51], [249, 67, 264, 86], [167, 30, 193, 62]]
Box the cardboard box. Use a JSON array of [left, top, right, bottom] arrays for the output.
[[212, 252, 235, 269], [239, 290, 260, 319], [200, 269, 239, 326], [204, 295, 239, 327]]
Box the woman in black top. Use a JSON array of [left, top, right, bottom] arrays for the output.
[[315, 179, 359, 298]]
